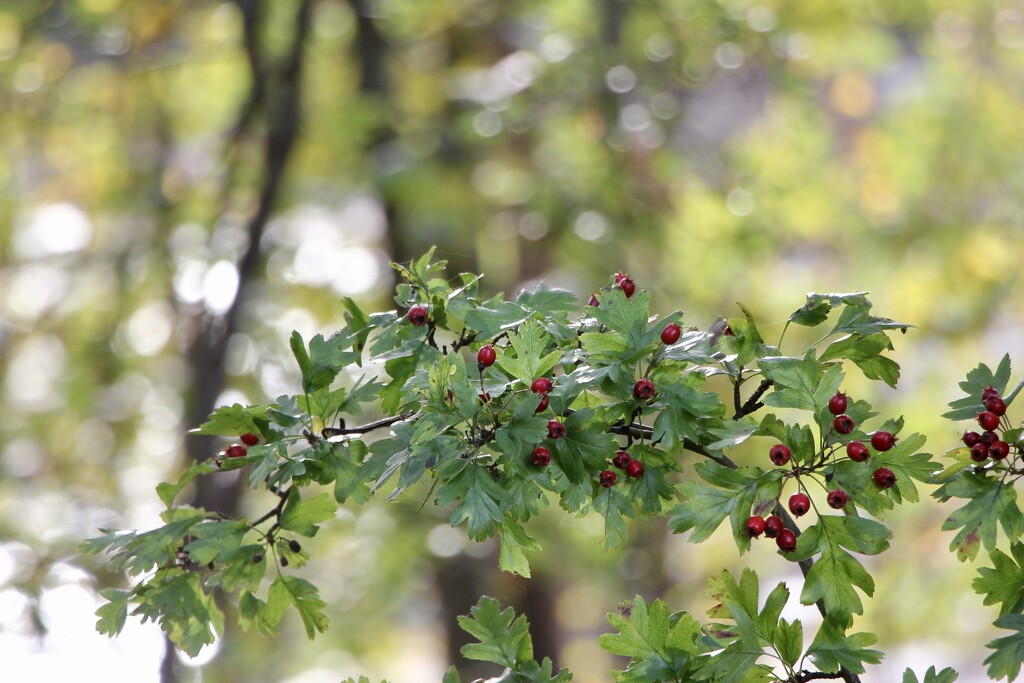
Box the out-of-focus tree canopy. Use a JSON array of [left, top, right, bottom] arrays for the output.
[[2, 0, 1024, 681]]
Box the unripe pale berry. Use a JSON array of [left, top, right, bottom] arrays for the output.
[[745, 515, 766, 538], [776, 529, 797, 553], [833, 415, 855, 435], [846, 441, 870, 462], [531, 377, 553, 395], [788, 492, 811, 517], [661, 323, 682, 345], [531, 446, 551, 467], [477, 345, 496, 368], [827, 489, 848, 509], [226, 444, 247, 458], [633, 378, 655, 401], [240, 433, 260, 447], [769, 444, 792, 466], [547, 420, 566, 439], [600, 469, 617, 487], [764, 515, 784, 538], [625, 459, 644, 478], [978, 411, 1000, 431], [873, 467, 896, 489], [612, 450, 631, 469], [871, 431, 897, 452], [407, 305, 429, 326], [827, 392, 848, 416]]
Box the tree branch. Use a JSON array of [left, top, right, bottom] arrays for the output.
[[321, 412, 415, 437]]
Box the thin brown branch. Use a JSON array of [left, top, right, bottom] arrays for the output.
[[321, 412, 415, 437], [733, 378, 773, 420]]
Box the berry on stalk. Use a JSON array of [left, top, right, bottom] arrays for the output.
[[764, 515, 785, 539], [531, 446, 551, 467], [661, 323, 682, 345], [535, 395, 549, 413], [600, 470, 617, 487], [745, 516, 766, 538], [776, 529, 797, 553], [407, 305, 429, 326], [873, 467, 896, 489], [619, 277, 636, 298], [477, 345, 496, 368], [788, 492, 811, 517], [547, 420, 566, 439], [962, 431, 982, 448], [982, 430, 998, 446], [827, 391, 848, 416], [226, 444, 247, 458], [625, 459, 644, 478], [990, 440, 1011, 460], [978, 411, 1000, 431], [633, 378, 655, 401], [531, 377, 553, 394], [612, 450, 631, 469], [985, 396, 1008, 417], [827, 489, 849, 509], [769, 444, 792, 466], [970, 443, 989, 462], [846, 441, 870, 462], [833, 414, 855, 435], [982, 386, 1001, 403], [871, 431, 897, 452]]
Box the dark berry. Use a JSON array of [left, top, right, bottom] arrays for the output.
[[769, 444, 792, 466], [827, 391, 848, 416], [407, 305, 429, 326], [962, 431, 982, 448], [479, 392, 491, 404], [625, 459, 644, 478], [252, 553, 263, 564], [788, 492, 811, 517], [226, 444, 247, 458], [619, 277, 636, 298], [978, 411, 1000, 431], [531, 377, 553, 394], [764, 515, 785, 538], [612, 450, 631, 469], [990, 440, 1011, 460], [531, 446, 552, 467], [745, 515, 766, 538], [600, 469, 617, 487], [614, 271, 628, 284], [477, 345, 496, 368], [827, 489, 848, 509], [833, 415, 855, 435], [588, 293, 600, 307], [535, 395, 549, 413], [873, 467, 896, 489], [985, 396, 1008, 417], [776, 529, 797, 553], [288, 539, 301, 553], [280, 557, 289, 567], [871, 431, 897, 452], [240, 433, 260, 447], [983, 386, 1001, 403], [846, 441, 870, 462], [661, 323, 682, 345], [633, 378, 656, 401], [970, 443, 990, 462], [547, 420, 566, 439], [982, 430, 998, 446]]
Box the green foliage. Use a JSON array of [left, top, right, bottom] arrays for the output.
[[458, 597, 571, 682]]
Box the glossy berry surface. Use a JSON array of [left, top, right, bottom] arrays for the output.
[[983, 386, 1001, 403], [827, 489, 849, 509], [613, 271, 628, 284], [619, 277, 636, 298], [745, 515, 766, 538], [833, 414, 855, 435], [407, 305, 429, 326], [788, 492, 811, 517], [846, 441, 870, 462], [978, 411, 1000, 431], [625, 459, 644, 478], [531, 377, 553, 394], [478, 392, 491, 404], [827, 391, 848, 415], [226, 444, 247, 458], [873, 467, 896, 489], [985, 396, 1007, 416], [588, 293, 599, 307], [477, 345, 496, 368], [763, 515, 785, 539], [776, 529, 798, 553], [661, 323, 682, 345], [240, 433, 259, 447], [990, 440, 1011, 460], [970, 443, 989, 462], [769, 444, 792, 466], [982, 430, 998, 446], [871, 431, 897, 452], [546, 420, 566, 439], [962, 431, 982, 448], [633, 378, 655, 400], [600, 469, 617, 487], [535, 395, 549, 413], [612, 450, 631, 469], [531, 446, 551, 467]]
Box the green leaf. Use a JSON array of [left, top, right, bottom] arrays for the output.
[[870, 433, 936, 504], [599, 596, 702, 683], [279, 490, 337, 537], [820, 333, 900, 387], [985, 614, 1024, 681], [156, 460, 217, 507], [183, 520, 248, 565], [722, 303, 767, 366], [498, 519, 541, 578], [593, 484, 634, 550], [496, 320, 562, 385], [459, 596, 533, 669], [806, 614, 882, 674], [464, 299, 530, 339], [555, 409, 618, 485], [651, 378, 723, 447], [209, 545, 266, 593], [944, 355, 1013, 420], [759, 351, 822, 412], [437, 465, 510, 541], [776, 618, 803, 669], [190, 403, 269, 436], [936, 472, 1022, 562], [589, 288, 653, 347], [901, 666, 959, 683], [270, 575, 330, 639], [973, 543, 1024, 616], [131, 571, 224, 657], [96, 589, 129, 636]]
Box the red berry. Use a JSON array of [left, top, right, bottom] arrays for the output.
[[846, 441, 870, 462], [240, 433, 259, 447], [479, 392, 491, 404], [612, 450, 631, 469], [983, 386, 1001, 403], [745, 515, 766, 538], [588, 293, 600, 307], [962, 431, 982, 448], [985, 396, 1008, 417], [871, 431, 897, 452], [619, 277, 636, 298], [614, 271, 628, 284], [600, 469, 617, 487], [990, 440, 1011, 460], [226, 444, 247, 458], [827, 391, 848, 416], [873, 467, 896, 489], [407, 305, 429, 326], [833, 415, 855, 435], [763, 515, 784, 538], [477, 345, 496, 368], [535, 395, 549, 414], [661, 323, 682, 345], [625, 459, 644, 478], [978, 411, 1000, 431], [531, 446, 551, 467], [982, 430, 998, 446], [970, 443, 990, 462], [531, 377, 553, 395], [769, 444, 792, 466], [547, 420, 566, 439], [776, 529, 797, 553], [633, 378, 656, 400], [827, 489, 848, 509], [788, 492, 811, 517]]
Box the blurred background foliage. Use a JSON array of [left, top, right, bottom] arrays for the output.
[[2, 0, 1024, 681]]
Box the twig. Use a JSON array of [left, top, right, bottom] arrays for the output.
[[321, 412, 415, 437]]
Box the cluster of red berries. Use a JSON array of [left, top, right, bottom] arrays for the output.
[[745, 514, 797, 553], [611, 449, 644, 479], [588, 271, 638, 307], [217, 432, 259, 464], [962, 386, 1013, 462], [532, 376, 553, 413], [826, 391, 897, 490]]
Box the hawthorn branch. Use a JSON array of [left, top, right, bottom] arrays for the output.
[[734, 379, 773, 419], [791, 672, 847, 682], [321, 412, 415, 437]]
